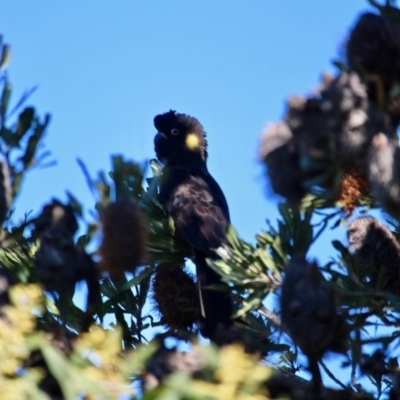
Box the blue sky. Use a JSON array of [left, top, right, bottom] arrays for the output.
[[3, 0, 370, 245]]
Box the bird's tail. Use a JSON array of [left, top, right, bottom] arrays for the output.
[[195, 251, 233, 342]]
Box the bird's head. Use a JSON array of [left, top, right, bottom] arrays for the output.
[[154, 110, 208, 166], [34, 199, 78, 236]]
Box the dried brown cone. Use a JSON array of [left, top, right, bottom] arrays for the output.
[[347, 13, 400, 81], [259, 122, 305, 204], [347, 215, 400, 295], [280, 257, 348, 360], [368, 133, 400, 220], [346, 12, 400, 130], [288, 72, 394, 174], [259, 71, 394, 205], [152, 265, 200, 331], [98, 199, 147, 279], [280, 257, 348, 396], [337, 170, 369, 215]]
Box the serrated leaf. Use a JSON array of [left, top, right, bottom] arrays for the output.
[[0, 78, 11, 119]]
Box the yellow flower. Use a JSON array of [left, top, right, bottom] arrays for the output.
[[191, 344, 272, 400], [5, 307, 35, 334], [75, 325, 122, 365], [215, 345, 252, 383], [9, 284, 44, 313]]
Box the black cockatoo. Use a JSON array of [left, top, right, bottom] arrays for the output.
[[153, 110, 233, 341], [34, 199, 100, 330], [34, 200, 89, 293]]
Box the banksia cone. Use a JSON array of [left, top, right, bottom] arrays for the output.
[[259, 72, 394, 205], [368, 133, 400, 220], [347, 13, 400, 81], [287, 72, 393, 174], [337, 170, 369, 215], [152, 265, 200, 331], [346, 12, 400, 130], [280, 257, 348, 360], [98, 199, 147, 279], [347, 216, 400, 294], [280, 257, 348, 395], [259, 122, 305, 204]]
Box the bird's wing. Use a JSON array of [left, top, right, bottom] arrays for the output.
[[165, 173, 229, 255]]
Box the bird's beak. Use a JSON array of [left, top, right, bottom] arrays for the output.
[[154, 132, 167, 145]]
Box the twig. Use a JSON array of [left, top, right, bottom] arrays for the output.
[[319, 360, 348, 390], [257, 305, 282, 327]]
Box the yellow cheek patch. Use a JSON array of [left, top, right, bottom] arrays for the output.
[[186, 133, 200, 150]]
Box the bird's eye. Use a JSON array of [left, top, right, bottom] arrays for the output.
[[170, 128, 180, 136]]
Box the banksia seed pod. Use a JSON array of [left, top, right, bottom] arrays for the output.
[[346, 12, 400, 130], [259, 122, 305, 204], [259, 121, 292, 160], [368, 133, 400, 220], [259, 69, 395, 205], [280, 257, 348, 360], [152, 265, 200, 331], [347, 216, 400, 294], [98, 199, 147, 279], [346, 13, 400, 80], [289, 72, 392, 173]]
